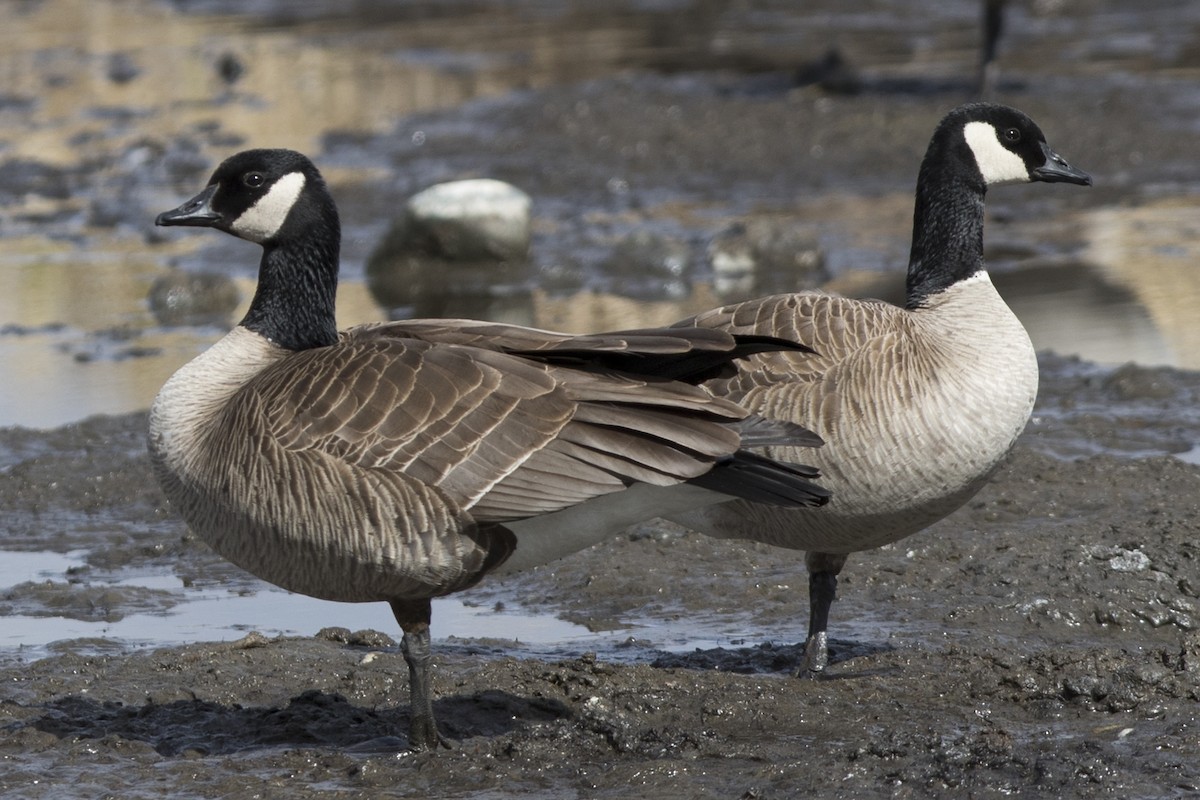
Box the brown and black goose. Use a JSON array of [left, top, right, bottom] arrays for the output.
[[149, 149, 830, 751], [669, 103, 1092, 674]]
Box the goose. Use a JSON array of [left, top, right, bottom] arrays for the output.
[[668, 103, 1091, 675], [148, 148, 831, 751]]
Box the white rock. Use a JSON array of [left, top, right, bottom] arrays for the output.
[[405, 179, 531, 262]]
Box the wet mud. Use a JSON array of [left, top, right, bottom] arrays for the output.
[[2, 0, 1200, 797], [2, 364, 1200, 797]]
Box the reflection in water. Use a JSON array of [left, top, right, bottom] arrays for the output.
[[0, 255, 385, 430], [0, 0, 506, 161], [0, 548, 857, 663], [1080, 199, 1200, 370], [1002, 262, 1172, 369], [0, 0, 738, 165], [6, 200, 1200, 428], [0, 0, 735, 429], [828, 257, 1176, 370], [0, 548, 591, 662]]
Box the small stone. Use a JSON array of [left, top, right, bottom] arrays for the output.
[[216, 52, 245, 86], [148, 270, 239, 326], [365, 179, 533, 314], [601, 229, 692, 300], [403, 178, 532, 262], [1103, 363, 1180, 401], [230, 631, 270, 649], [1107, 548, 1150, 573], [317, 626, 353, 644], [708, 218, 827, 300], [347, 629, 396, 648], [106, 52, 140, 85]]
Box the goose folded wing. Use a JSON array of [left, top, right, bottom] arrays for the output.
[[676, 291, 907, 392], [347, 319, 731, 354], [244, 337, 750, 523], [347, 319, 813, 384]]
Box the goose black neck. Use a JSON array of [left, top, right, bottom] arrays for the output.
[[240, 223, 341, 351], [904, 145, 988, 310]]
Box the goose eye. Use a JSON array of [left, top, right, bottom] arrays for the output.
[[1002, 127, 1021, 143], [243, 172, 266, 188]]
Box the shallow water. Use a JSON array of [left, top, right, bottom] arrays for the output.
[[1, 0, 1200, 429], [6, 216, 1199, 428], [0, 0, 1197, 667], [0, 546, 904, 668], [0, 548, 591, 663]]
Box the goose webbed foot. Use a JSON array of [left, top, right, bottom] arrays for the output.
[[792, 552, 846, 679], [392, 599, 453, 752]]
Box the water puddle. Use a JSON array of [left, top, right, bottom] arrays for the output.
[[0, 549, 839, 665], [0, 548, 592, 662]]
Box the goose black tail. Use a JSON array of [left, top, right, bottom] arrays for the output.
[[513, 332, 816, 385], [735, 414, 825, 448], [688, 450, 830, 508], [638, 334, 818, 384]]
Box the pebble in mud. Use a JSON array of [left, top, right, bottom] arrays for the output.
[[707, 218, 828, 299], [147, 269, 240, 327]]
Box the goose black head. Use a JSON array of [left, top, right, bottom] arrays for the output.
[[156, 149, 336, 245], [157, 149, 342, 350], [905, 104, 1090, 307], [935, 103, 1092, 189]]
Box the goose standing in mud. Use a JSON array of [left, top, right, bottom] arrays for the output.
[[149, 149, 830, 750], [669, 103, 1091, 674]]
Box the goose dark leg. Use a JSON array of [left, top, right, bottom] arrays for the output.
[[977, 0, 1007, 97], [390, 598, 449, 751], [795, 551, 848, 678]]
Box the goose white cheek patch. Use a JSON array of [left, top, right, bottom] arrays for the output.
[[230, 171, 307, 243], [964, 121, 1030, 186]]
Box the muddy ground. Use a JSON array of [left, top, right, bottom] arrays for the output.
[[7, 356, 1200, 798], [2, 0, 1200, 797]]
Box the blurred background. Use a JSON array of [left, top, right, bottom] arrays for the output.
[[0, 0, 1197, 429]]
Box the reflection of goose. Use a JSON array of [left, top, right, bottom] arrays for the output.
[[148, 149, 830, 750], [1078, 200, 1200, 370], [670, 103, 1091, 674]]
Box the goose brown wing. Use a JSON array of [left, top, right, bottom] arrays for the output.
[[348, 319, 736, 355], [346, 319, 814, 384], [676, 292, 907, 398], [241, 336, 754, 524]]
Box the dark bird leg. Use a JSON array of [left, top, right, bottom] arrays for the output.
[[390, 598, 449, 751], [977, 0, 1008, 97], [795, 551, 848, 677]]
